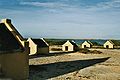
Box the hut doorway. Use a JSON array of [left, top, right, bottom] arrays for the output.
[[65, 46, 68, 51], [84, 45, 86, 48], [106, 45, 109, 48], [0, 64, 2, 74]]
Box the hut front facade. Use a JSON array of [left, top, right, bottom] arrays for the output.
[[82, 40, 102, 48], [104, 40, 120, 49], [104, 40, 114, 48], [82, 41, 92, 48], [0, 19, 29, 80], [62, 40, 79, 51], [27, 38, 49, 55]]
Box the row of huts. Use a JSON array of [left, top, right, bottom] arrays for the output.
[[27, 39, 120, 55], [0, 18, 120, 79], [62, 40, 120, 51], [81, 40, 120, 49]]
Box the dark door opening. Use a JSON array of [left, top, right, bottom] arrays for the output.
[[65, 46, 68, 51], [84, 45, 86, 48], [106, 45, 109, 48]]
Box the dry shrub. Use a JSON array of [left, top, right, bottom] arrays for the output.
[[90, 50, 102, 54], [51, 48, 62, 51], [78, 49, 102, 54], [79, 49, 91, 54]]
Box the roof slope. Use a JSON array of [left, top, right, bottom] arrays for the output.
[[32, 39, 48, 47], [86, 41, 93, 45], [91, 41, 101, 46], [109, 40, 120, 46], [69, 40, 78, 47], [85, 40, 101, 46], [0, 23, 23, 52]]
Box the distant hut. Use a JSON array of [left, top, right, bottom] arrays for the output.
[[27, 38, 49, 55], [62, 40, 79, 51], [82, 40, 101, 48], [104, 40, 120, 49], [0, 19, 29, 80], [82, 41, 93, 48]]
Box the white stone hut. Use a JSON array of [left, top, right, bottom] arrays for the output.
[[62, 40, 79, 52], [82, 41, 93, 48], [27, 38, 49, 55], [104, 40, 120, 49]]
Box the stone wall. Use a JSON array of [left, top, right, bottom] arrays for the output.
[[0, 42, 29, 80]]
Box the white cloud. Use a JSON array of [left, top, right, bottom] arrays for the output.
[[87, 0, 120, 10], [20, 2, 69, 8], [97, 0, 120, 8], [19, 0, 120, 12]]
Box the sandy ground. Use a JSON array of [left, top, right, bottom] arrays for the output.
[[29, 49, 120, 80]]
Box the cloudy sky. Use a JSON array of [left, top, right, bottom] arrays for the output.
[[0, 0, 120, 39]]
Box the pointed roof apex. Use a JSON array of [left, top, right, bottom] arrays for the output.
[[41, 38, 45, 40], [41, 38, 49, 46], [28, 38, 32, 40], [66, 40, 78, 47], [1, 19, 11, 23]]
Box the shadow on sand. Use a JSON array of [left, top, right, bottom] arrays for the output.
[[29, 51, 75, 59], [29, 57, 110, 79]]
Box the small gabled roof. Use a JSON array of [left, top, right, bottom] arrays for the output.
[[31, 38, 48, 47], [67, 40, 78, 47], [84, 40, 101, 46], [108, 40, 120, 46], [108, 40, 115, 45], [85, 41, 93, 45]]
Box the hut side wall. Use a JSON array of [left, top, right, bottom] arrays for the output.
[[37, 47, 49, 54], [0, 50, 29, 80]]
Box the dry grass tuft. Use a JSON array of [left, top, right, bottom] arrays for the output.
[[78, 49, 102, 54]]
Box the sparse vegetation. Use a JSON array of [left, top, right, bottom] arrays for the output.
[[51, 48, 62, 51], [78, 49, 102, 54], [90, 50, 102, 54], [78, 48, 90, 54]]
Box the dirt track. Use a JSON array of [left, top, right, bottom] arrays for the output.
[[29, 49, 120, 80]]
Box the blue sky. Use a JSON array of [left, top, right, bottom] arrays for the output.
[[0, 0, 120, 39]]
